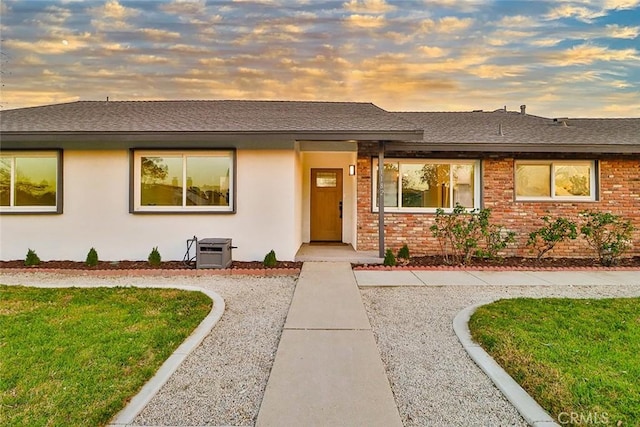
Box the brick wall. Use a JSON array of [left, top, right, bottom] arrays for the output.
[[356, 147, 640, 258]]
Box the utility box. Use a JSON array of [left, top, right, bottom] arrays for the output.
[[196, 238, 233, 269]]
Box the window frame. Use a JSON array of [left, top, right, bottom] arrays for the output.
[[372, 158, 481, 213], [514, 160, 597, 202], [130, 149, 236, 214], [0, 150, 63, 214]]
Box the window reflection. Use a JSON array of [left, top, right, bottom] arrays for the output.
[[516, 164, 551, 197]]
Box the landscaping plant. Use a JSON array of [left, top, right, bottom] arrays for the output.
[[148, 246, 162, 266], [85, 247, 99, 267], [24, 249, 41, 266], [527, 215, 578, 260], [580, 210, 634, 266], [263, 249, 277, 267], [430, 204, 514, 265], [397, 244, 410, 261], [383, 248, 397, 266]]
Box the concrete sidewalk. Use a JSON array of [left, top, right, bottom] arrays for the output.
[[256, 262, 402, 427], [355, 269, 640, 287]]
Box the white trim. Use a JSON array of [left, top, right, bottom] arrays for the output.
[[372, 158, 481, 213], [132, 150, 234, 213], [514, 160, 596, 202]]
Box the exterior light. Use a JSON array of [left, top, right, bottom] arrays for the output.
[[349, 164, 356, 176]]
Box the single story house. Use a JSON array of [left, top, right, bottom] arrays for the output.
[[1, 100, 638, 262]]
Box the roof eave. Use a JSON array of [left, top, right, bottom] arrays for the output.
[[385, 141, 640, 154]]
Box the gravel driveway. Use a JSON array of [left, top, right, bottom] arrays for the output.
[[2, 271, 638, 426]]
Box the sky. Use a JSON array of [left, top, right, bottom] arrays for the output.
[[1, 0, 639, 117]]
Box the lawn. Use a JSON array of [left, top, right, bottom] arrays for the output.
[[0, 285, 212, 426], [469, 297, 640, 426]]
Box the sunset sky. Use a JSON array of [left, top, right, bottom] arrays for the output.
[[1, 0, 639, 117]]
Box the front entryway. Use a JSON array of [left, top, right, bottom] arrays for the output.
[[310, 168, 343, 241]]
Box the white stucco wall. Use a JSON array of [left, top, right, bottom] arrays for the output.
[[300, 151, 358, 245], [0, 149, 301, 262]]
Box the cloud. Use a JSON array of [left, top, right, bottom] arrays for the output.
[[160, 0, 207, 15], [605, 24, 640, 39], [604, 0, 640, 9], [420, 17, 474, 34], [343, 0, 395, 13], [345, 14, 386, 28], [137, 28, 182, 42], [419, 46, 448, 57], [544, 4, 606, 22], [470, 64, 528, 79], [497, 15, 539, 28], [3, 33, 91, 54], [90, 0, 141, 30], [549, 44, 640, 66]]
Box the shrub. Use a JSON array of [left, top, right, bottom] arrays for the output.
[[430, 204, 514, 265], [383, 248, 397, 267], [263, 250, 277, 268], [148, 247, 162, 267], [580, 210, 634, 266], [85, 247, 99, 267], [24, 249, 41, 266], [397, 244, 410, 260], [527, 215, 578, 260]]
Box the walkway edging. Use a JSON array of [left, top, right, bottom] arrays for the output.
[[98, 285, 226, 426], [453, 303, 560, 427]]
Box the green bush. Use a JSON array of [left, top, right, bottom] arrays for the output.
[[383, 248, 397, 267], [397, 244, 410, 260], [24, 249, 41, 266], [85, 248, 99, 267], [580, 210, 634, 266], [430, 204, 514, 265], [263, 250, 277, 268], [148, 247, 162, 267], [527, 215, 578, 260]]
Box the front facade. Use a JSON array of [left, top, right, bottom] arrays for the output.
[[1, 101, 638, 262]]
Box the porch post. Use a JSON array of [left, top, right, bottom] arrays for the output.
[[378, 140, 385, 258]]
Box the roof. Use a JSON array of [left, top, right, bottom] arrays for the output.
[[0, 100, 419, 133], [393, 111, 640, 152]]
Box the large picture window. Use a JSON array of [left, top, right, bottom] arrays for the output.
[[515, 160, 596, 201], [132, 150, 235, 212], [0, 151, 61, 213], [373, 159, 479, 211]]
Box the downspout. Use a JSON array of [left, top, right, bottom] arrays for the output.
[[378, 141, 386, 258]]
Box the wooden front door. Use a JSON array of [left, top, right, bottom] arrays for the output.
[[310, 168, 343, 241]]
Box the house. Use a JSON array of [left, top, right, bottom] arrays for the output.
[[1, 101, 638, 262]]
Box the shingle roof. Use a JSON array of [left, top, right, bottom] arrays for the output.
[[0, 100, 419, 133], [395, 111, 640, 147]]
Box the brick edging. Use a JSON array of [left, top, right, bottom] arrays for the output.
[[0, 267, 301, 276], [352, 265, 640, 271]]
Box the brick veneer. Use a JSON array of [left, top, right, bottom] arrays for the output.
[[356, 146, 640, 258]]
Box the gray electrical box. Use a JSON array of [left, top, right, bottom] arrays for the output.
[[196, 238, 233, 269]]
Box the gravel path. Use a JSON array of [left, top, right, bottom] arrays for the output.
[[0, 271, 297, 427], [360, 284, 640, 427]]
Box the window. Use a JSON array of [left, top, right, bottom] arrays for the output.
[[515, 161, 596, 201], [0, 151, 61, 213], [373, 159, 479, 211], [132, 150, 235, 212]]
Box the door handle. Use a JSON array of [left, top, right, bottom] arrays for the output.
[[339, 201, 343, 219]]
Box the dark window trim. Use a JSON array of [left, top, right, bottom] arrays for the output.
[[129, 147, 237, 214], [0, 149, 63, 215]]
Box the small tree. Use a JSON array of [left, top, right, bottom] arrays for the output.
[[527, 216, 578, 260], [383, 248, 397, 267], [397, 244, 410, 261], [263, 250, 277, 268], [148, 246, 162, 267], [24, 249, 41, 266], [580, 210, 634, 266], [85, 247, 99, 267]]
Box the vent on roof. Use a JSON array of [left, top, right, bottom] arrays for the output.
[[498, 123, 504, 136], [520, 105, 526, 115], [472, 109, 483, 113], [554, 118, 569, 126]]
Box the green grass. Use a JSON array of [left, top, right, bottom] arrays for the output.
[[0, 285, 212, 426], [469, 298, 640, 426]]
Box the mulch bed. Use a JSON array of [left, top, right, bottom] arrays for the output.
[[0, 260, 304, 271], [2, 257, 639, 271]]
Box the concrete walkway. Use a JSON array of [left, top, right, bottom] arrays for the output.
[[256, 262, 402, 427], [355, 269, 640, 287]]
